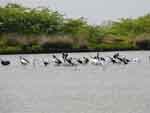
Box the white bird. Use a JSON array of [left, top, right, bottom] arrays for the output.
[[64, 57, 77, 66], [89, 57, 104, 65], [52, 55, 62, 65]]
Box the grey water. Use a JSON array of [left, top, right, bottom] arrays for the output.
[[0, 51, 150, 113]]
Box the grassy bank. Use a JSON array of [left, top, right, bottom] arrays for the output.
[[0, 3, 150, 54]]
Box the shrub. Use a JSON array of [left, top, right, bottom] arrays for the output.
[[135, 34, 150, 49]]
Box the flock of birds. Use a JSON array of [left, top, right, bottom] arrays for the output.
[[0, 52, 141, 67]]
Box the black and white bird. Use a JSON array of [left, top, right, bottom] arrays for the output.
[[113, 53, 130, 64], [83, 57, 89, 64], [113, 53, 120, 59], [19, 56, 30, 65], [52, 55, 62, 65], [89, 56, 104, 65], [76, 58, 83, 64], [107, 56, 119, 64], [62, 52, 68, 62], [65, 57, 76, 66]]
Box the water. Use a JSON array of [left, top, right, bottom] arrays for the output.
[[0, 51, 150, 113]]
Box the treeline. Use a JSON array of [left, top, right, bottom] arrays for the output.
[[0, 3, 150, 53]]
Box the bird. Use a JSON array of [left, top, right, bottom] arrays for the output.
[[62, 52, 68, 62], [52, 55, 62, 65], [83, 57, 89, 64], [19, 56, 30, 65], [113, 53, 130, 64], [65, 57, 76, 66], [89, 56, 104, 65], [0, 58, 10, 66], [61, 53, 77, 66], [76, 58, 83, 64], [43, 61, 49, 66], [99, 57, 105, 61], [107, 56, 118, 64], [113, 53, 120, 59], [42, 59, 50, 66], [115, 56, 130, 64]]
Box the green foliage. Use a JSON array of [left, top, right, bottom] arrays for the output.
[[107, 14, 150, 36], [63, 18, 88, 35], [0, 3, 64, 34], [0, 3, 150, 53]]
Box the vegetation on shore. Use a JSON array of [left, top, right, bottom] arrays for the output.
[[0, 3, 150, 53]]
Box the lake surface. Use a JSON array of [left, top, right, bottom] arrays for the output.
[[0, 51, 150, 113]]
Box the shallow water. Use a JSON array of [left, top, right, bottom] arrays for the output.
[[0, 51, 150, 113]]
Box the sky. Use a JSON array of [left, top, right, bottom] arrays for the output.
[[1, 0, 150, 24]]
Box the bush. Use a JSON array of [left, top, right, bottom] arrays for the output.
[[1, 3, 150, 52], [135, 34, 150, 49]]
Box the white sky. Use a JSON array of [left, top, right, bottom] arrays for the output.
[[1, 0, 150, 24]]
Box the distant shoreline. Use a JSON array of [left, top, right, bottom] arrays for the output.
[[0, 4, 150, 55]]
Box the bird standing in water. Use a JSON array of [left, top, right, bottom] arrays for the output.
[[19, 56, 30, 65], [52, 55, 62, 65]]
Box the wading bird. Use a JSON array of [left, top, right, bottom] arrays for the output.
[[19, 56, 30, 65], [52, 55, 62, 65]]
